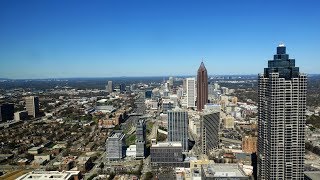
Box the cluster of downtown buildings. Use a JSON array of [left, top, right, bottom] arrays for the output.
[[0, 44, 312, 179], [102, 44, 309, 179]]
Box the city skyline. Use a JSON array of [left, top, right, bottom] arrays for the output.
[[1, 0, 320, 78]]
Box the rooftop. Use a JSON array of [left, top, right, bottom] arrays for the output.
[[16, 171, 80, 180], [151, 141, 182, 148], [28, 147, 42, 151], [304, 171, 320, 180], [109, 131, 125, 140], [202, 163, 248, 178]]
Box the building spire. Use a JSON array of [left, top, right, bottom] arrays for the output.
[[199, 60, 206, 71]]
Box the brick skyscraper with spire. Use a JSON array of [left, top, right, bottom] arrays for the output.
[[197, 62, 208, 111]]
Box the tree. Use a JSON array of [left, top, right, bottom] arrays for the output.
[[99, 162, 104, 169], [145, 172, 153, 180]]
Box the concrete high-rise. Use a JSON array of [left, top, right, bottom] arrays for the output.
[[168, 107, 189, 152], [136, 119, 146, 159], [25, 96, 39, 118], [120, 83, 126, 93], [106, 131, 126, 160], [257, 44, 307, 179], [186, 77, 196, 108], [107, 81, 113, 93], [197, 62, 208, 111], [169, 76, 174, 89]]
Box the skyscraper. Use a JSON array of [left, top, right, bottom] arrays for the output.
[[107, 81, 113, 93], [201, 110, 220, 155], [168, 107, 189, 151], [197, 62, 208, 111], [136, 119, 146, 159], [186, 77, 196, 108], [25, 96, 39, 118], [257, 44, 307, 179], [169, 76, 174, 89], [106, 131, 126, 161], [0, 103, 14, 122], [120, 83, 126, 93]]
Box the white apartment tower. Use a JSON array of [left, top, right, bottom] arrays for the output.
[[257, 44, 307, 179], [186, 77, 196, 108]]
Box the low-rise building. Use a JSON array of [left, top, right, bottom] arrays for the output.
[[76, 156, 92, 173], [34, 154, 51, 161], [28, 147, 42, 155], [14, 111, 28, 121], [223, 115, 234, 129], [31, 158, 48, 168], [201, 163, 250, 179], [60, 156, 77, 171], [150, 141, 187, 167], [126, 145, 137, 159], [242, 136, 257, 153], [16, 171, 80, 180], [17, 158, 30, 166], [0, 154, 13, 163], [95, 105, 116, 113]]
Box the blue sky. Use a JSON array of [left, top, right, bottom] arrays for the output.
[[0, 0, 319, 79]]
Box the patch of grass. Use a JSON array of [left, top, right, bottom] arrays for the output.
[[126, 134, 136, 147], [146, 121, 154, 135], [156, 133, 167, 142]]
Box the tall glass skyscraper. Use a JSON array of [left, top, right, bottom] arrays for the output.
[[257, 44, 307, 179], [197, 62, 208, 111]]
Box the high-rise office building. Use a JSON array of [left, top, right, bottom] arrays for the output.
[[168, 107, 189, 151], [106, 131, 126, 160], [182, 79, 187, 93], [145, 90, 153, 99], [162, 99, 174, 114], [25, 96, 39, 118], [169, 76, 174, 89], [136, 119, 146, 159], [201, 110, 220, 155], [197, 62, 208, 111], [186, 77, 196, 108], [107, 81, 113, 93], [257, 44, 307, 179], [120, 83, 126, 93], [214, 82, 220, 91], [208, 83, 215, 95], [0, 103, 14, 122]]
